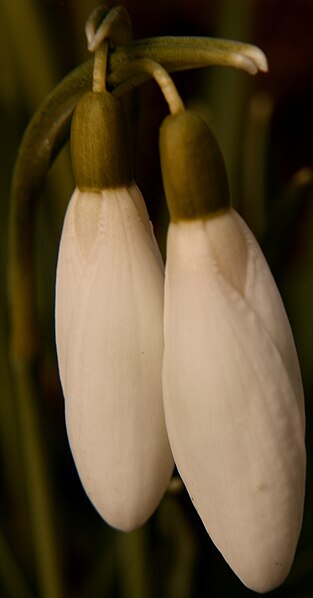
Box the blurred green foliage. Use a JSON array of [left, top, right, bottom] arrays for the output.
[[1, 1, 313, 596]]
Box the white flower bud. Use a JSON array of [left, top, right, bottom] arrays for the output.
[[56, 183, 173, 531], [163, 208, 306, 593]]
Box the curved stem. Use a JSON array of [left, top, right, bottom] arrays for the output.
[[85, 5, 133, 52], [87, 5, 133, 93], [7, 59, 91, 598], [92, 40, 109, 92], [115, 58, 185, 114], [108, 35, 268, 90], [8, 60, 91, 360]]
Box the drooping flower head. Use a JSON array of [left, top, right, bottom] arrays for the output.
[[159, 109, 306, 592], [56, 88, 173, 531]]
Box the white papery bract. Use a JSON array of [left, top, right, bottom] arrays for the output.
[[163, 208, 306, 593], [56, 183, 173, 531]]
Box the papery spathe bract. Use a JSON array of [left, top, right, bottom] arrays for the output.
[[56, 184, 173, 531], [163, 208, 306, 593]]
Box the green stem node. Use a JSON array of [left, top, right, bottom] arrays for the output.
[[159, 110, 230, 221]]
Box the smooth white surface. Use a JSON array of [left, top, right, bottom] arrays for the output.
[[163, 209, 306, 593], [56, 184, 173, 531]]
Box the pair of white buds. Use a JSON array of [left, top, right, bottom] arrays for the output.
[[55, 89, 305, 594]]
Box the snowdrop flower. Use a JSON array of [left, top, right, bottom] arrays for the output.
[[160, 110, 306, 592], [56, 90, 173, 531]]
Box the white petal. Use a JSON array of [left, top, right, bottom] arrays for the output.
[[55, 185, 163, 384], [234, 211, 305, 427], [202, 208, 304, 429], [56, 185, 173, 530], [163, 217, 306, 593], [55, 188, 85, 383]]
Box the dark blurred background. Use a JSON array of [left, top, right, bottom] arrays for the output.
[[1, 1, 313, 596]]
